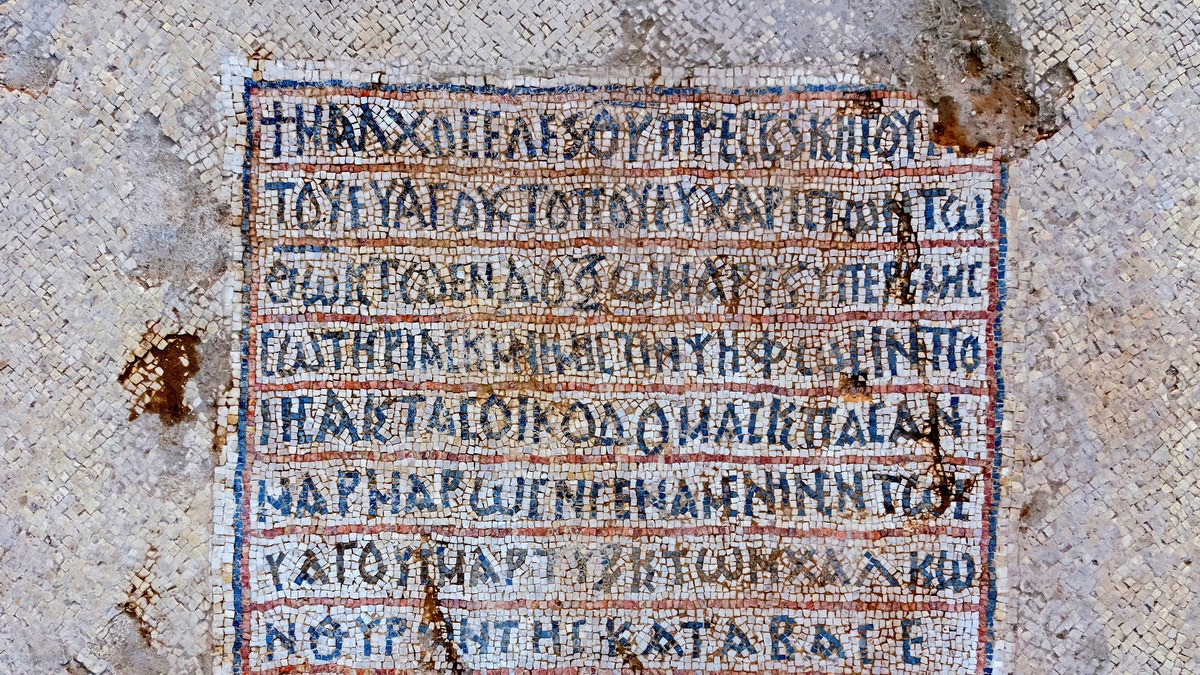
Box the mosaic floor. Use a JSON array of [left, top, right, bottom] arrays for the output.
[[218, 79, 1004, 673], [0, 1, 1198, 674]]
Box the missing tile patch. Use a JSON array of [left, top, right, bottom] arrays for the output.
[[866, 0, 1077, 156], [119, 331, 201, 426]]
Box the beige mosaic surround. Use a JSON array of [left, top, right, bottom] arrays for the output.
[[0, 0, 1196, 673]]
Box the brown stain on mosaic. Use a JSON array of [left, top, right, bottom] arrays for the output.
[[210, 379, 232, 459], [839, 372, 873, 402], [914, 0, 1043, 154], [839, 93, 885, 120], [118, 596, 156, 648], [119, 332, 202, 426], [615, 638, 646, 672], [886, 195, 920, 306], [861, 0, 1076, 156], [420, 580, 467, 675], [881, 206, 972, 523], [930, 95, 986, 151], [921, 393, 956, 518], [120, 546, 161, 648], [899, 393, 976, 520]]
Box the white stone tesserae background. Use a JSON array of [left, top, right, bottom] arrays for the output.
[[0, 1, 1197, 674]]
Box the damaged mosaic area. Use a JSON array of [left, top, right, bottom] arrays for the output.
[[215, 80, 1006, 673], [1, 0, 1198, 674]]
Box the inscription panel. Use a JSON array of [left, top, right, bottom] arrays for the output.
[[221, 81, 1006, 674]]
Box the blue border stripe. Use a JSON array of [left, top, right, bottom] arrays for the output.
[[982, 163, 1009, 675], [245, 79, 889, 96], [232, 77, 254, 675]]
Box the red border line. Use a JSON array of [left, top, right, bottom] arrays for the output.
[[253, 310, 992, 326], [253, 667, 914, 675], [248, 450, 991, 467], [261, 85, 924, 105], [258, 234, 993, 252], [249, 523, 981, 540], [252, 161, 996, 180], [245, 597, 980, 614], [251, 379, 988, 397], [250, 309, 991, 327]]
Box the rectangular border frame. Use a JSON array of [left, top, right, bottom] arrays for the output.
[[227, 77, 1010, 675]]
